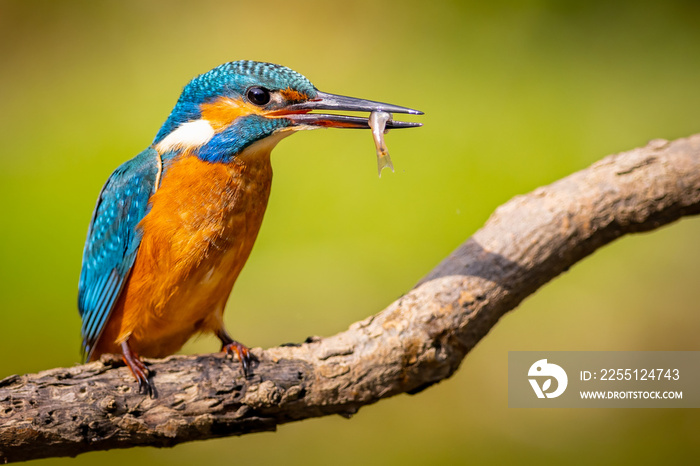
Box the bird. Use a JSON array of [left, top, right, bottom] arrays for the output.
[[78, 60, 422, 395]]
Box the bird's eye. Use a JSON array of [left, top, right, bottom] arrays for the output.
[[246, 87, 271, 106]]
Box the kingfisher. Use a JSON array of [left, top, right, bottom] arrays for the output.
[[78, 60, 422, 395]]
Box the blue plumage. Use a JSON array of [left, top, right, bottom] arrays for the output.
[[153, 60, 316, 144], [78, 147, 159, 360]]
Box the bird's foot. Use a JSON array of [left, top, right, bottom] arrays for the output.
[[121, 341, 155, 398], [216, 328, 256, 377], [221, 340, 254, 377]]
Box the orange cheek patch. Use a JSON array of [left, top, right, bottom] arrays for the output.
[[280, 87, 309, 102], [200, 97, 266, 131]]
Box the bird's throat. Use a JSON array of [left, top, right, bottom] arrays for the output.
[[234, 130, 293, 164]]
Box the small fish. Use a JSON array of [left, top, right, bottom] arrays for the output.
[[369, 110, 394, 177]]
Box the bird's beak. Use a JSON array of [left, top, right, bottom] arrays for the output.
[[280, 91, 423, 129]]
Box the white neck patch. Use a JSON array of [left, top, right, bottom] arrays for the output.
[[155, 119, 215, 153]]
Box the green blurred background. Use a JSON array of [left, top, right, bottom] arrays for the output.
[[2, 0, 700, 464]]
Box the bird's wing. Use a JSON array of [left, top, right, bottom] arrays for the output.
[[78, 147, 160, 361]]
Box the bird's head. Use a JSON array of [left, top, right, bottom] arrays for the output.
[[153, 60, 422, 163]]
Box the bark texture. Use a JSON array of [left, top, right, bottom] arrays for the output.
[[2, 135, 700, 463]]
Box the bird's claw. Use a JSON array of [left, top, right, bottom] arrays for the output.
[[222, 341, 254, 377], [134, 366, 155, 398], [126, 357, 155, 397], [121, 341, 156, 398]]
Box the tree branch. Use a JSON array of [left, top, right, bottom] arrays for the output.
[[2, 135, 699, 463]]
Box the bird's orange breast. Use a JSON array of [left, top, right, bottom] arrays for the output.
[[90, 146, 274, 359]]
